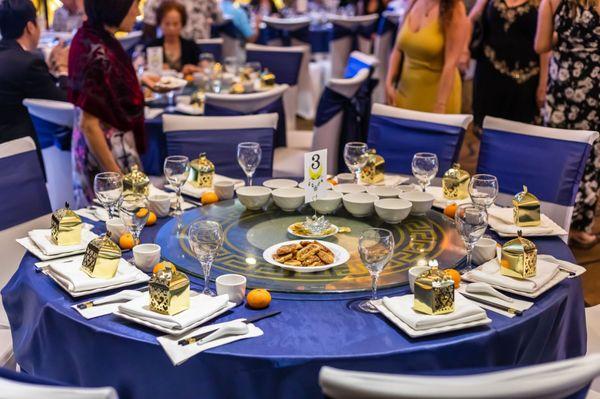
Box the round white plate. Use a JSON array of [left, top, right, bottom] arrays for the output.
[[263, 179, 298, 190], [359, 174, 410, 187], [286, 223, 339, 239], [263, 240, 350, 273]]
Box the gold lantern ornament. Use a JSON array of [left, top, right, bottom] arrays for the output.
[[81, 233, 122, 279], [360, 149, 385, 184], [189, 153, 215, 188], [500, 230, 537, 279], [512, 185, 541, 227], [442, 163, 470, 200], [123, 165, 150, 196], [149, 262, 190, 315], [413, 266, 455, 315], [51, 202, 83, 246]]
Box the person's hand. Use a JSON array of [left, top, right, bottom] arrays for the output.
[[182, 64, 201, 76], [536, 82, 546, 109], [49, 41, 69, 75], [385, 81, 397, 106], [457, 49, 470, 73], [141, 72, 160, 90]]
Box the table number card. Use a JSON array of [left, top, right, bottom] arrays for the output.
[[304, 149, 327, 203], [146, 46, 164, 74]]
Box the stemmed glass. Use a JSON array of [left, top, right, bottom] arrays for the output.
[[237, 142, 262, 186], [164, 155, 190, 216], [343, 142, 369, 184], [412, 152, 438, 192], [455, 204, 488, 272], [93, 172, 123, 218], [469, 174, 499, 209], [358, 228, 395, 313], [118, 193, 150, 252], [188, 220, 224, 296]]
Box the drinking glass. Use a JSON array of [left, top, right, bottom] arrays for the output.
[[358, 228, 395, 313], [343, 142, 369, 184], [412, 152, 438, 192], [469, 174, 499, 209], [118, 193, 150, 249], [224, 56, 238, 74], [455, 204, 488, 272], [237, 142, 262, 186], [188, 220, 224, 296], [164, 155, 190, 216], [93, 172, 123, 218]]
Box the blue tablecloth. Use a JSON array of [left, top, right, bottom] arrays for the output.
[[2, 209, 587, 399]]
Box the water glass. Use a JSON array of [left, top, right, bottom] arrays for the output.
[[469, 174, 499, 209], [118, 193, 150, 248], [224, 56, 238, 74], [455, 204, 488, 272], [412, 152, 438, 192], [188, 220, 224, 296], [237, 142, 262, 186], [343, 142, 369, 184], [164, 155, 190, 216], [358, 228, 395, 313], [94, 172, 123, 218]]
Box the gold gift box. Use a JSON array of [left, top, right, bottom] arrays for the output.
[[189, 153, 215, 188], [442, 163, 470, 200], [81, 233, 122, 279], [230, 82, 245, 94], [513, 185, 540, 227], [413, 266, 455, 315], [149, 262, 190, 315], [51, 202, 83, 246], [360, 149, 384, 184], [261, 69, 276, 87], [500, 230, 537, 279], [123, 165, 150, 196]]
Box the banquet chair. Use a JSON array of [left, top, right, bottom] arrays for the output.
[[477, 116, 599, 234], [344, 51, 379, 78], [204, 84, 288, 147], [319, 353, 600, 399], [117, 30, 143, 52], [372, 11, 402, 103], [23, 98, 75, 210], [211, 18, 244, 60], [587, 305, 600, 396], [273, 68, 370, 176], [367, 103, 472, 176], [196, 38, 223, 62], [261, 16, 312, 47], [163, 113, 277, 179]]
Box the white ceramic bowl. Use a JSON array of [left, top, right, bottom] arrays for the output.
[[133, 243, 161, 273], [343, 193, 379, 217], [310, 190, 343, 214], [236, 186, 271, 210], [272, 187, 305, 212], [399, 191, 434, 215], [408, 265, 431, 293], [106, 218, 127, 243], [374, 198, 412, 224], [366, 186, 402, 198], [262, 178, 298, 190], [336, 173, 355, 184], [333, 183, 366, 195]]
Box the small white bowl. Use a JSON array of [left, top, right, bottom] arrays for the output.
[[236, 186, 271, 210], [272, 187, 305, 212], [408, 265, 431, 293], [374, 198, 412, 224], [333, 183, 366, 195], [263, 178, 298, 190], [106, 218, 127, 243], [343, 192, 379, 217], [336, 173, 355, 184], [133, 243, 161, 273], [366, 186, 402, 198], [399, 191, 434, 215], [310, 190, 343, 214]]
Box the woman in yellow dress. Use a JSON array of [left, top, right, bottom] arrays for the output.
[[385, 0, 468, 113]]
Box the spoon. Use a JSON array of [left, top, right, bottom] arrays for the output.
[[197, 321, 249, 345], [466, 282, 514, 303]]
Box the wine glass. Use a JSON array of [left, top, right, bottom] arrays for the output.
[[455, 204, 488, 272], [412, 152, 439, 192], [358, 228, 395, 313], [118, 193, 150, 250], [469, 174, 499, 209], [188, 220, 224, 296], [93, 172, 123, 218], [343, 142, 369, 184], [237, 142, 262, 186], [164, 155, 190, 216]]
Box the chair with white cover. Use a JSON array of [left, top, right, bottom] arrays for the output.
[[196, 38, 223, 62], [319, 353, 600, 399], [587, 305, 600, 397], [367, 103, 472, 176], [204, 84, 288, 148], [117, 30, 143, 52], [163, 113, 277, 179], [261, 16, 312, 47], [478, 116, 599, 234], [372, 11, 402, 103], [23, 98, 75, 210], [211, 18, 244, 60], [273, 68, 370, 176], [344, 50, 379, 78]]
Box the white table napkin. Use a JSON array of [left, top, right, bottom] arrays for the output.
[[28, 228, 97, 256], [382, 293, 486, 330], [18, 237, 84, 261], [72, 290, 145, 319], [464, 258, 559, 293], [457, 284, 534, 318], [157, 319, 263, 366], [145, 106, 164, 120], [538, 254, 586, 279], [175, 103, 203, 115], [178, 175, 245, 198], [426, 186, 471, 209], [118, 293, 230, 330], [487, 206, 567, 237]]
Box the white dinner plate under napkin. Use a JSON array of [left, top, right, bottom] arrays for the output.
[[487, 206, 567, 237], [17, 237, 83, 261], [426, 186, 471, 210], [358, 174, 409, 187], [174, 175, 245, 198], [28, 228, 97, 256]]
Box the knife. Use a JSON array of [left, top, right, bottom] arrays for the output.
[[178, 311, 281, 346], [461, 292, 523, 316]]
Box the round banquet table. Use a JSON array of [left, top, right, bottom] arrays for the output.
[[2, 197, 587, 399]]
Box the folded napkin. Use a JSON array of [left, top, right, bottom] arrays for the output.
[[145, 106, 164, 120], [538, 254, 586, 279], [28, 228, 97, 256], [18, 237, 83, 261], [464, 258, 559, 293], [426, 186, 471, 209], [175, 103, 203, 115], [118, 293, 230, 330], [382, 293, 486, 331], [179, 175, 245, 198], [487, 206, 567, 237], [74, 208, 99, 222], [457, 285, 534, 318], [72, 290, 145, 319]]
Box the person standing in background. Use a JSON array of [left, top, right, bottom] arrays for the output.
[[52, 0, 85, 32]]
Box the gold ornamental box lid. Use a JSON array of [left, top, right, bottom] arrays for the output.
[[81, 233, 122, 279], [51, 202, 83, 246], [123, 165, 150, 196], [189, 153, 215, 188], [413, 266, 455, 315], [261, 69, 276, 86], [149, 262, 190, 315], [442, 163, 470, 200], [501, 230, 537, 279], [512, 185, 541, 227], [360, 149, 385, 184]]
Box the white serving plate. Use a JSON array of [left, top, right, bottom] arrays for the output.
[[263, 240, 350, 273], [286, 223, 339, 239]]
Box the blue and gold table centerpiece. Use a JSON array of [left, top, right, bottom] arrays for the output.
[[51, 202, 83, 246], [81, 233, 122, 279], [413, 266, 455, 315], [149, 262, 190, 315], [501, 230, 537, 278], [513, 185, 540, 227]]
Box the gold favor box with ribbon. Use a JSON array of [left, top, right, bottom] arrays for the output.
[[189, 153, 215, 188], [360, 149, 385, 184], [149, 262, 190, 316], [513, 185, 540, 227], [413, 266, 455, 315], [501, 230, 537, 279], [261, 69, 276, 87], [442, 163, 470, 200], [123, 165, 150, 196], [51, 202, 83, 246], [81, 233, 122, 279]]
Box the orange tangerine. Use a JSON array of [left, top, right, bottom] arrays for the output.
[[444, 203, 458, 219], [146, 211, 157, 226], [152, 262, 176, 274], [201, 191, 219, 205], [136, 207, 149, 218], [445, 269, 461, 288], [119, 233, 135, 250], [247, 289, 271, 309]]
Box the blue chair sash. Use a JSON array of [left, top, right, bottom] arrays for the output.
[[197, 43, 222, 63], [166, 127, 274, 179], [211, 20, 244, 40], [0, 149, 51, 229], [367, 115, 466, 176], [30, 115, 71, 151], [245, 50, 303, 86], [261, 25, 311, 47], [376, 14, 399, 37], [477, 128, 592, 206]]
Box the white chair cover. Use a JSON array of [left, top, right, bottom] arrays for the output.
[[587, 305, 600, 395], [117, 30, 143, 52], [204, 84, 288, 114], [372, 11, 402, 103], [0, 377, 118, 399], [22, 99, 74, 129]]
